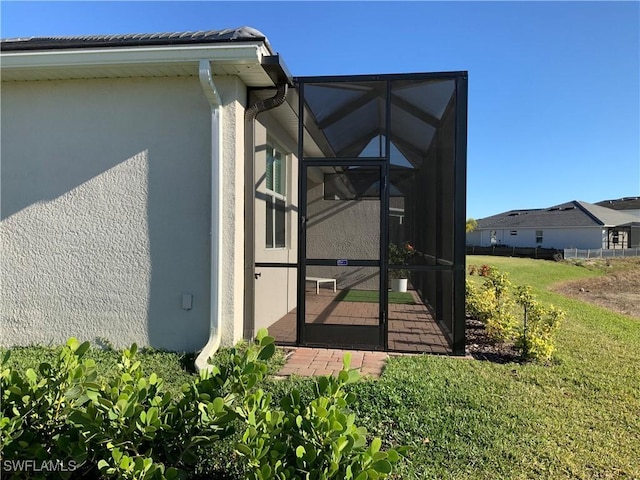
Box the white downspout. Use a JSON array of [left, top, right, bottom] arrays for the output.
[[195, 59, 223, 372]]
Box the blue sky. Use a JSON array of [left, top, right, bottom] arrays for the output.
[[2, 1, 638, 219]]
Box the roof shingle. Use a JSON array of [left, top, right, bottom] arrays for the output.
[[476, 200, 640, 229], [1, 26, 269, 52]]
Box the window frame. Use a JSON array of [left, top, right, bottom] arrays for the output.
[[265, 140, 287, 250], [535, 230, 543, 244]]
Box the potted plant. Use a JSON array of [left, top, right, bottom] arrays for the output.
[[388, 242, 415, 292]]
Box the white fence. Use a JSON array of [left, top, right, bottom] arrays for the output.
[[564, 247, 640, 259]]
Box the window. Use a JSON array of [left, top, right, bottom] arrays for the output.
[[535, 230, 543, 244], [612, 232, 619, 244], [266, 142, 286, 248]]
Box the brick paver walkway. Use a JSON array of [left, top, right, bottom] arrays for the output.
[[277, 347, 389, 378]]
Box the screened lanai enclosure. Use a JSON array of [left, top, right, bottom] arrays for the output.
[[252, 72, 467, 355]]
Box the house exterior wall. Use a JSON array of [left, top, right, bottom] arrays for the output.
[[467, 227, 605, 249], [219, 76, 248, 347], [0, 75, 247, 352], [253, 115, 299, 331]]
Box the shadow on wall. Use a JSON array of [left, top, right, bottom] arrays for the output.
[[0, 77, 211, 352], [145, 80, 211, 351], [306, 266, 379, 292]]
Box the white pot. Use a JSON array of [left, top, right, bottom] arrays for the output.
[[391, 278, 408, 293]]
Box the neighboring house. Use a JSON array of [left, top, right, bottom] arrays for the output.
[[1, 27, 468, 358], [595, 197, 640, 219], [467, 200, 640, 250]]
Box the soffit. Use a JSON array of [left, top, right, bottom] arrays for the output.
[[0, 43, 276, 86]]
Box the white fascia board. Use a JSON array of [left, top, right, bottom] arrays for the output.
[[1, 42, 269, 70]]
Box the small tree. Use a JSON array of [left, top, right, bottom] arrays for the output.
[[466, 218, 478, 233]]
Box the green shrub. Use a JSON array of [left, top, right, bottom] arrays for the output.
[[466, 267, 565, 361], [0, 338, 99, 478], [2, 333, 407, 479], [235, 353, 406, 480], [483, 270, 517, 341], [466, 271, 517, 342], [465, 279, 495, 322], [1, 334, 275, 479], [514, 286, 565, 361]]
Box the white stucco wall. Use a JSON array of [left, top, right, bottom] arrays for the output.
[[1, 75, 246, 351], [218, 76, 247, 348], [467, 227, 605, 249], [253, 116, 298, 331]]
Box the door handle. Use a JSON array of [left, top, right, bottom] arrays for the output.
[[254, 272, 262, 280]]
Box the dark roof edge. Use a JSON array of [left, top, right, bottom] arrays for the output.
[[1, 27, 271, 52], [595, 196, 640, 210], [294, 71, 468, 83], [261, 54, 294, 86]]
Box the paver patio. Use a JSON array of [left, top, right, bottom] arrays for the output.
[[268, 286, 451, 361]]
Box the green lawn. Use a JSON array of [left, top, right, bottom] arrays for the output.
[[3, 256, 639, 479], [369, 256, 639, 479], [274, 257, 639, 479]]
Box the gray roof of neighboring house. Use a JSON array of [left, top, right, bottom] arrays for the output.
[[595, 196, 640, 211], [476, 200, 640, 229], [0, 26, 270, 52]]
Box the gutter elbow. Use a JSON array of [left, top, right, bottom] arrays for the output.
[[195, 328, 221, 372]]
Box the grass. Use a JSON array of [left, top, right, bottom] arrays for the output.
[[1, 345, 197, 397], [271, 257, 640, 479], [0, 344, 285, 399], [337, 289, 416, 304], [3, 256, 639, 478]]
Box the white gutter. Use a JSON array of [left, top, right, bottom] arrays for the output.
[[0, 43, 268, 68], [195, 59, 223, 373], [0, 44, 273, 84]]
